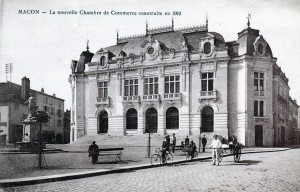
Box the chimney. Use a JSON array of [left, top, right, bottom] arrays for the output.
[[21, 77, 30, 100], [41, 88, 44, 93], [53, 94, 56, 97]]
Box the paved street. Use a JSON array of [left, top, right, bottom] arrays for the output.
[[2, 148, 300, 192]]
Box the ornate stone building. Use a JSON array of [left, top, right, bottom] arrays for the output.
[[69, 19, 298, 146]]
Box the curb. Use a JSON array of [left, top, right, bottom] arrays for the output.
[[0, 148, 290, 187]]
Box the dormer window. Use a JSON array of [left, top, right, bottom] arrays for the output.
[[100, 56, 105, 66], [258, 43, 263, 55], [204, 42, 211, 54]]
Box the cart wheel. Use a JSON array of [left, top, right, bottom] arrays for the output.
[[194, 151, 198, 158], [151, 154, 161, 165], [219, 150, 223, 162], [165, 152, 173, 164], [186, 152, 190, 160], [234, 148, 241, 163]]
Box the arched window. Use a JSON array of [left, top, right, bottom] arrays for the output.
[[126, 108, 137, 129], [254, 100, 258, 116], [146, 108, 158, 133], [166, 107, 179, 129], [201, 106, 214, 132], [100, 56, 105, 66], [98, 111, 108, 133], [204, 42, 211, 54]]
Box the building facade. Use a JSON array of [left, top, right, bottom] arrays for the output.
[[69, 20, 298, 147], [0, 77, 65, 143]]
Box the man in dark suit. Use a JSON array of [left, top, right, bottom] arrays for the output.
[[202, 135, 207, 152]]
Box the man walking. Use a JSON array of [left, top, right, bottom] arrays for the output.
[[202, 135, 207, 152], [88, 141, 99, 164], [209, 135, 222, 166]]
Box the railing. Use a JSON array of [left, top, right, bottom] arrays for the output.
[[254, 91, 265, 96], [142, 94, 160, 101], [123, 95, 140, 102], [96, 97, 110, 105], [162, 93, 181, 100], [198, 90, 217, 101]]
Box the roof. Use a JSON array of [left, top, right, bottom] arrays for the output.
[[0, 81, 64, 102], [91, 28, 226, 63]]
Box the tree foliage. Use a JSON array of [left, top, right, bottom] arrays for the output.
[[28, 111, 50, 123]]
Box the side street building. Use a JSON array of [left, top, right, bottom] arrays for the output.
[[0, 77, 65, 144], [69, 19, 299, 146]]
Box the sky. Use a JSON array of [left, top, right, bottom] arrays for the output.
[[1, 0, 300, 110]]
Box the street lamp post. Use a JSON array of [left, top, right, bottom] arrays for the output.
[[148, 131, 151, 158], [199, 127, 202, 153]]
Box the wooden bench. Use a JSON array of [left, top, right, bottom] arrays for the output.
[[174, 145, 183, 151], [98, 148, 124, 162]]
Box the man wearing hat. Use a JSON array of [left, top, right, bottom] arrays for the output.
[[209, 135, 222, 166], [171, 133, 176, 153], [162, 135, 170, 163]]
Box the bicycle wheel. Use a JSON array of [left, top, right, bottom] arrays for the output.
[[234, 148, 241, 163], [151, 154, 161, 165], [165, 152, 173, 164]]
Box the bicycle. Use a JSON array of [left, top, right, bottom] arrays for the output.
[[150, 148, 173, 165]]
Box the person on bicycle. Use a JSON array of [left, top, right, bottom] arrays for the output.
[[162, 135, 170, 163], [209, 135, 222, 166]]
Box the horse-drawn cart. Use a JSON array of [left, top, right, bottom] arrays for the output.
[[219, 143, 243, 163]]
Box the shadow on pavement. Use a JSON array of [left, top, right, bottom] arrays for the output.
[[220, 160, 261, 166], [96, 160, 140, 164]]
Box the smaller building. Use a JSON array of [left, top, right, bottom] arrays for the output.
[[0, 77, 65, 144]]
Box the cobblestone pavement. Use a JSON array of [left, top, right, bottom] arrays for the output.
[[2, 148, 300, 192]]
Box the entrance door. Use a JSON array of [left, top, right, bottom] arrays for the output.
[[255, 125, 263, 146], [98, 111, 108, 133], [146, 108, 158, 133]]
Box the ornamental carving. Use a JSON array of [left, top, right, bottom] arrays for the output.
[[181, 41, 189, 61], [141, 35, 163, 61]]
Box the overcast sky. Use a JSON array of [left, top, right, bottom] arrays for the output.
[[1, 0, 300, 110]]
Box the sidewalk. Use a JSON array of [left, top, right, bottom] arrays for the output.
[[0, 144, 290, 187]]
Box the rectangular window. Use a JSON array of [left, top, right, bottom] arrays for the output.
[[201, 72, 214, 91], [164, 74, 180, 93], [44, 106, 48, 113], [98, 81, 108, 98], [144, 77, 158, 95], [254, 72, 264, 91], [254, 100, 264, 117], [124, 78, 138, 96], [57, 109, 61, 117]]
